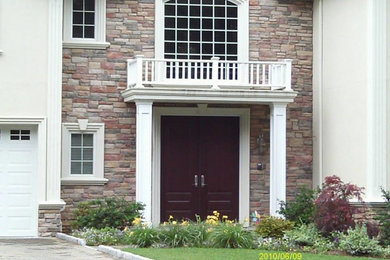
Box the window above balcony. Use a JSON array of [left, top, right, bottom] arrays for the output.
[[156, 0, 248, 61]]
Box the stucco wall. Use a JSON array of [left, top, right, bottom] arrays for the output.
[[387, 2, 390, 191], [0, 0, 48, 116], [313, 0, 369, 188]]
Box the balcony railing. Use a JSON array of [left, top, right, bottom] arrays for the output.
[[127, 55, 292, 91]]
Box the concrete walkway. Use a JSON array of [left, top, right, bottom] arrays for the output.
[[0, 238, 116, 260]]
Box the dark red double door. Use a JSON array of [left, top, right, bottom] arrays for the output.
[[161, 116, 239, 222]]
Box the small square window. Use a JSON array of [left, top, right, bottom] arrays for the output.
[[70, 133, 94, 175]]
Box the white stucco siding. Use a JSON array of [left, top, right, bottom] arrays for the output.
[[0, 0, 49, 116], [387, 2, 390, 191], [314, 0, 372, 190], [319, 0, 368, 188]]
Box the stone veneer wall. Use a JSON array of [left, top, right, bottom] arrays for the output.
[[38, 208, 63, 237], [61, 0, 313, 232]]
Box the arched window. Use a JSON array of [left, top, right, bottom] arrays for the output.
[[156, 0, 248, 61]]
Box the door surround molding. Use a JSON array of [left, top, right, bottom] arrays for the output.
[[152, 106, 250, 225]]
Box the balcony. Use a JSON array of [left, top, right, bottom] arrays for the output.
[[122, 55, 297, 104]]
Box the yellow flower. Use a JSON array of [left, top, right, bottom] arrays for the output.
[[222, 215, 228, 219], [130, 231, 134, 236], [172, 221, 177, 225], [124, 226, 129, 232], [162, 221, 168, 226], [244, 218, 249, 223], [181, 220, 188, 226], [132, 217, 141, 226], [169, 215, 174, 220], [213, 211, 218, 215], [207, 228, 213, 233]]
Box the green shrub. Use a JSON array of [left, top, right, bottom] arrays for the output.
[[159, 222, 192, 247], [209, 223, 255, 249], [338, 224, 385, 257], [123, 227, 159, 248], [256, 237, 292, 251], [285, 224, 334, 253], [182, 221, 210, 247], [73, 227, 123, 246], [72, 197, 144, 230], [285, 223, 322, 247], [255, 216, 294, 238], [278, 186, 316, 225], [376, 188, 390, 245]]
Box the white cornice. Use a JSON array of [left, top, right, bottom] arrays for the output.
[[122, 88, 297, 104]]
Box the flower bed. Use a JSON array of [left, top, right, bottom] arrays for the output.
[[72, 176, 390, 259]]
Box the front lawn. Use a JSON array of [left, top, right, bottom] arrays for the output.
[[123, 248, 377, 260]]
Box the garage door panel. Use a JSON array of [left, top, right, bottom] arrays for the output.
[[7, 194, 34, 208], [0, 125, 38, 237], [7, 172, 33, 186]]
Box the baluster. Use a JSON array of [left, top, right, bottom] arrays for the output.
[[169, 61, 173, 79], [144, 61, 149, 82], [250, 64, 254, 85], [262, 64, 265, 85], [268, 64, 272, 85], [256, 64, 260, 85], [194, 62, 198, 79], [200, 62, 204, 79], [232, 63, 236, 80], [151, 61, 155, 82]]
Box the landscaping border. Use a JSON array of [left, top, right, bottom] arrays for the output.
[[56, 232, 152, 260], [98, 245, 152, 260]]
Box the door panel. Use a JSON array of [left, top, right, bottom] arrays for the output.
[[160, 116, 239, 222], [161, 117, 199, 221], [199, 117, 239, 220]]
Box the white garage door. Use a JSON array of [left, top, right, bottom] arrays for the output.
[[0, 125, 38, 237]]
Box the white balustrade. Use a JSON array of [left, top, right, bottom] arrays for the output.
[[127, 56, 293, 91]]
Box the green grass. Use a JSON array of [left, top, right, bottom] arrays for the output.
[[123, 248, 379, 260]]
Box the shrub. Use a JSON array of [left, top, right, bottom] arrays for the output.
[[72, 197, 144, 230], [255, 216, 294, 238], [376, 188, 390, 245], [314, 175, 363, 236], [285, 223, 322, 247], [278, 186, 316, 226], [123, 227, 159, 248], [285, 224, 334, 253], [209, 223, 255, 249], [338, 224, 385, 257], [256, 237, 292, 251], [73, 227, 123, 246], [159, 221, 192, 247], [183, 221, 210, 247]]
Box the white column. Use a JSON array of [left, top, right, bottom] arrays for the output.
[[269, 103, 287, 216], [367, 0, 387, 201], [45, 0, 64, 206], [136, 101, 153, 223]]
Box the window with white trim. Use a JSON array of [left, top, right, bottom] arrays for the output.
[[155, 0, 248, 61], [70, 133, 94, 174], [164, 0, 238, 61], [62, 121, 107, 185], [63, 0, 109, 49]]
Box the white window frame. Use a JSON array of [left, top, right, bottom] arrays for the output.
[[62, 120, 107, 185], [155, 0, 249, 61], [63, 0, 110, 49]]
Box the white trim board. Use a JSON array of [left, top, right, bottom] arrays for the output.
[[151, 106, 250, 225]]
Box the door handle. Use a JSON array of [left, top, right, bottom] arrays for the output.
[[194, 175, 198, 187], [201, 175, 206, 188]]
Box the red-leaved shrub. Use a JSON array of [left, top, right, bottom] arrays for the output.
[[314, 175, 364, 236]]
